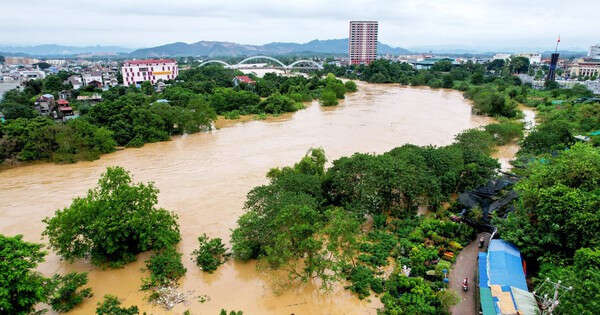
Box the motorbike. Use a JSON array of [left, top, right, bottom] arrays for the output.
[[462, 277, 469, 292]]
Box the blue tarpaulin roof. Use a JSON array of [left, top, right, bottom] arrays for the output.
[[487, 239, 528, 291], [479, 252, 489, 288]]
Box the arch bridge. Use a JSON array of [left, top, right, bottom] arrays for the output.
[[198, 56, 322, 70]]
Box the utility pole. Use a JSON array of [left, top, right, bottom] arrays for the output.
[[533, 278, 572, 314]]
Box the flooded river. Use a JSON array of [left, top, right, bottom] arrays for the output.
[[0, 82, 493, 314]]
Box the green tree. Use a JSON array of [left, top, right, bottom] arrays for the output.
[[192, 234, 228, 273], [43, 166, 181, 267], [536, 248, 600, 315], [431, 59, 453, 72], [344, 80, 358, 92], [497, 143, 600, 262], [509, 56, 530, 74], [0, 234, 49, 315], [520, 120, 573, 155], [96, 295, 139, 315], [320, 89, 338, 106]]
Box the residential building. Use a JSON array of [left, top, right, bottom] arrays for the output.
[[492, 53, 511, 61], [67, 75, 83, 89], [56, 99, 74, 120], [19, 70, 45, 81], [233, 75, 256, 86], [35, 94, 55, 116], [589, 44, 600, 59], [45, 59, 66, 66], [349, 21, 378, 65], [82, 71, 103, 87], [479, 239, 539, 315], [76, 93, 102, 103], [121, 59, 178, 87]]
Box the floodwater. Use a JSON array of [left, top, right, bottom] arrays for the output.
[[492, 104, 537, 171], [0, 82, 493, 314]]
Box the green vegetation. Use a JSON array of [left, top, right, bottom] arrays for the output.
[[344, 80, 358, 92], [48, 272, 93, 313], [0, 234, 92, 314], [0, 66, 349, 166], [0, 234, 49, 314], [43, 166, 181, 267], [230, 132, 496, 312], [96, 295, 139, 315], [219, 310, 243, 315], [192, 234, 229, 273], [141, 246, 186, 290]]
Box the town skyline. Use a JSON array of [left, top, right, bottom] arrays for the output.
[[2, 0, 599, 51]]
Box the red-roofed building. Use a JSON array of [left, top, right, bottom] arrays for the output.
[[56, 99, 74, 119], [233, 75, 256, 86], [121, 59, 178, 87]]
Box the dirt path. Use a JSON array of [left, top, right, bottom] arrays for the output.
[[449, 232, 490, 315]]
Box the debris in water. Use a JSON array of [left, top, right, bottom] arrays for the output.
[[151, 285, 196, 310]]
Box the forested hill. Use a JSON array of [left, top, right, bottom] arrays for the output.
[[129, 39, 410, 57]]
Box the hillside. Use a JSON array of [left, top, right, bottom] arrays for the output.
[[129, 39, 410, 57]]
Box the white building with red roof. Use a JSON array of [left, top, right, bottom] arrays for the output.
[[121, 59, 178, 87], [232, 75, 256, 86]]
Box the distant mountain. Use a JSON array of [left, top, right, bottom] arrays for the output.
[[0, 44, 133, 56], [129, 39, 410, 57]]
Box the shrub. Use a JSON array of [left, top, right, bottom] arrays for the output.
[[141, 246, 186, 290], [484, 120, 524, 145], [223, 110, 241, 120], [320, 89, 339, 106], [96, 295, 139, 315], [48, 272, 93, 312], [344, 81, 358, 92], [192, 234, 228, 273]]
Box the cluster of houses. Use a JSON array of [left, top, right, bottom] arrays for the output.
[[34, 94, 75, 121]]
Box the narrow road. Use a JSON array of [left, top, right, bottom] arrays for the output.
[[449, 233, 490, 315]]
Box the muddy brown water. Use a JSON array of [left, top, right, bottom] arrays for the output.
[[0, 82, 495, 314]]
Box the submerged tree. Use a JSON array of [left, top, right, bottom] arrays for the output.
[[43, 166, 181, 267]]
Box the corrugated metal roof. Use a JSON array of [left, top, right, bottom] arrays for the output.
[[480, 288, 497, 315], [479, 252, 489, 288], [511, 287, 540, 315], [487, 239, 528, 291]]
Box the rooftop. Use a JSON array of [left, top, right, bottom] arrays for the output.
[[124, 59, 176, 65], [479, 240, 539, 315], [234, 75, 256, 84]]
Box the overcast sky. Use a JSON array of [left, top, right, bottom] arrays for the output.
[[2, 0, 599, 50]]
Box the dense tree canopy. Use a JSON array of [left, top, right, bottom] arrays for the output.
[[0, 234, 48, 315], [497, 143, 600, 262], [43, 166, 181, 267]]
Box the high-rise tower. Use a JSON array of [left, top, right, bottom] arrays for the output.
[[349, 21, 378, 65]]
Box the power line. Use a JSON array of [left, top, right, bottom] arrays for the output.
[[533, 278, 572, 314]]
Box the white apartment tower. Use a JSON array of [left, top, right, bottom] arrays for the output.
[[349, 21, 378, 65]]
